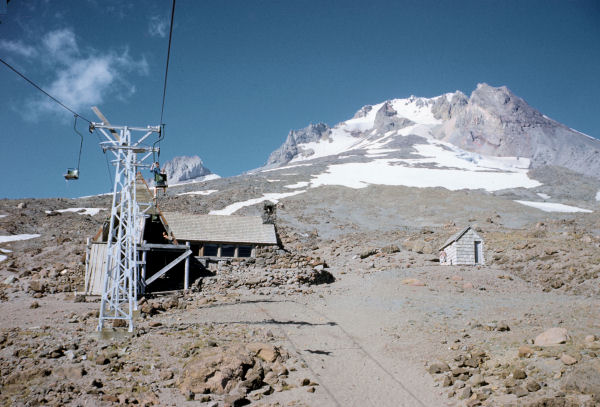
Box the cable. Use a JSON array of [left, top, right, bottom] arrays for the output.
[[160, 0, 176, 127], [153, 0, 176, 161], [73, 115, 84, 170], [0, 57, 93, 123]]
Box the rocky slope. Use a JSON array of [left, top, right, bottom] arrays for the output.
[[264, 84, 600, 179]]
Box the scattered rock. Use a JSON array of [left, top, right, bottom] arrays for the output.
[[428, 362, 450, 374], [512, 368, 527, 380], [526, 380, 541, 392], [560, 354, 577, 365], [402, 278, 425, 287], [518, 345, 534, 358], [534, 327, 568, 346]]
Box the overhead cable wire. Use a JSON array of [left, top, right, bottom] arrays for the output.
[[154, 0, 176, 160], [0, 57, 92, 123], [160, 0, 176, 127]]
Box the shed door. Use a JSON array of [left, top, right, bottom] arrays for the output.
[[474, 241, 482, 264]]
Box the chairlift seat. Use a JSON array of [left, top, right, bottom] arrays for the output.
[[154, 172, 167, 188], [64, 168, 79, 180]]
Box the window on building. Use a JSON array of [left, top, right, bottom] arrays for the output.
[[238, 245, 253, 257], [204, 244, 218, 257], [221, 245, 235, 257]]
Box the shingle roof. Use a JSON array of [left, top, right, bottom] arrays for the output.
[[162, 212, 277, 245], [440, 226, 474, 250]]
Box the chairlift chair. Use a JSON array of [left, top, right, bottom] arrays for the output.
[[64, 168, 80, 180], [64, 115, 83, 181], [154, 172, 168, 188]]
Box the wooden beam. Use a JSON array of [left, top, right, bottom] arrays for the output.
[[140, 243, 188, 251], [145, 249, 192, 285], [91, 106, 120, 142]]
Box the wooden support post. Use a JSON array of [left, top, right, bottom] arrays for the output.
[[217, 245, 222, 258], [184, 241, 190, 290], [234, 245, 239, 258], [199, 245, 204, 256], [84, 238, 91, 293]]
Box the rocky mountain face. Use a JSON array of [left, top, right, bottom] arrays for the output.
[[266, 123, 330, 168], [264, 84, 600, 178], [160, 155, 217, 185]]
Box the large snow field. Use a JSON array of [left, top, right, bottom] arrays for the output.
[[514, 201, 592, 213], [309, 159, 539, 191]]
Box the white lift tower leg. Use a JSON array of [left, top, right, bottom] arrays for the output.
[[93, 109, 160, 332]]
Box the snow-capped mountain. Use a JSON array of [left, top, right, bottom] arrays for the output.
[[161, 155, 219, 185], [265, 84, 600, 179]]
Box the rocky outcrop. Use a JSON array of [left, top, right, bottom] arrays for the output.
[[161, 155, 216, 185], [265, 123, 330, 167], [434, 83, 600, 178]]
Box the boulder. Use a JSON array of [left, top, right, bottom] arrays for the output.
[[178, 344, 257, 395], [534, 327, 568, 346], [246, 343, 279, 363], [28, 280, 46, 293], [428, 362, 450, 374]]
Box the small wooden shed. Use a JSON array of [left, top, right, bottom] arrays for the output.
[[439, 226, 484, 265]]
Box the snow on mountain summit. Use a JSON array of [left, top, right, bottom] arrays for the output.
[[264, 84, 600, 180]]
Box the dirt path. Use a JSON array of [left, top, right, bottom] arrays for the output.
[[184, 287, 445, 406]]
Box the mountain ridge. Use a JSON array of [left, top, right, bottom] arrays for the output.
[[263, 84, 600, 179]]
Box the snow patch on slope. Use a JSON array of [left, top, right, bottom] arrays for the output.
[[515, 201, 592, 213], [177, 189, 218, 196], [0, 234, 41, 243], [45, 208, 105, 216], [209, 191, 305, 215], [285, 181, 309, 189]]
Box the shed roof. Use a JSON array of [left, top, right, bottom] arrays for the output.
[[440, 226, 481, 250], [162, 212, 277, 245]]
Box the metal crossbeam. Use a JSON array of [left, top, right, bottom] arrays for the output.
[[94, 108, 160, 332], [145, 249, 192, 285]]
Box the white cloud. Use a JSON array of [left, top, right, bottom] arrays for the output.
[[42, 28, 79, 61], [0, 39, 38, 58], [22, 28, 148, 118], [148, 15, 169, 38]]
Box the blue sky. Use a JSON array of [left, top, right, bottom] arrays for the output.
[[1, 0, 599, 199]]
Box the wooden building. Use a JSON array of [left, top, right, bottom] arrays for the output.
[[439, 226, 485, 265], [84, 174, 279, 295], [161, 212, 278, 258]]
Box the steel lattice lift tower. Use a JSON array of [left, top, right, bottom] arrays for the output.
[[92, 109, 161, 332]]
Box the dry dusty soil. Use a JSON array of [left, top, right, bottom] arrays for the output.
[[1, 177, 600, 406]]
